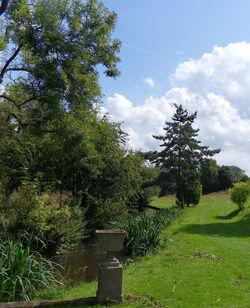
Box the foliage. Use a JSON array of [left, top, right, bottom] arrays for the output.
[[218, 165, 248, 191], [181, 179, 202, 207], [0, 106, 144, 236], [0, 181, 86, 253], [131, 165, 160, 211], [0, 0, 120, 129], [0, 239, 58, 302], [150, 104, 220, 208], [116, 207, 180, 256], [200, 159, 219, 194], [229, 181, 250, 209], [0, 0, 135, 235], [155, 169, 177, 196]]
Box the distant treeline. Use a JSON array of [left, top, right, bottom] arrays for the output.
[[149, 159, 249, 197]]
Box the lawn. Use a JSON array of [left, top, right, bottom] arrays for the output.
[[150, 194, 176, 208], [37, 192, 250, 307]]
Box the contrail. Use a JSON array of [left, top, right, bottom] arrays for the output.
[[123, 43, 170, 62]]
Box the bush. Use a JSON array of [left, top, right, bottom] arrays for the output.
[[116, 207, 180, 256], [85, 199, 129, 233], [0, 239, 58, 302], [184, 179, 202, 206], [229, 181, 250, 209], [0, 182, 86, 253]]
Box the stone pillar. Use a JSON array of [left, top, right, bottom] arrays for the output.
[[95, 230, 126, 303], [96, 255, 123, 302]]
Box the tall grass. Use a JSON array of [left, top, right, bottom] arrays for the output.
[[0, 239, 59, 302], [117, 207, 180, 256]]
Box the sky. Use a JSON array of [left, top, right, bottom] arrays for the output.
[[99, 0, 250, 175]]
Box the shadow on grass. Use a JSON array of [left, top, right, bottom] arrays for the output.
[[179, 211, 250, 238], [179, 221, 250, 238], [241, 211, 250, 221], [216, 208, 242, 220]]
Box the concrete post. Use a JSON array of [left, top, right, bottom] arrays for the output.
[[95, 230, 126, 303]]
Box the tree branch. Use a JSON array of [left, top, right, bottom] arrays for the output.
[[18, 96, 37, 107], [0, 107, 26, 127], [0, 94, 18, 106], [5, 67, 33, 74], [0, 45, 22, 83], [0, 0, 8, 16], [0, 94, 38, 108]]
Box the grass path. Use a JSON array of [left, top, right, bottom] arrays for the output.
[[38, 192, 250, 307]]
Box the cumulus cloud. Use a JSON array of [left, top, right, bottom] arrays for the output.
[[174, 41, 250, 116], [104, 42, 250, 175], [143, 77, 155, 87]]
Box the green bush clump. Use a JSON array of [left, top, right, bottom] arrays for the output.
[[0, 239, 58, 302], [0, 181, 86, 253], [230, 181, 250, 209], [116, 207, 180, 256]]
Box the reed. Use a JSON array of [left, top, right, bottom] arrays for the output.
[[0, 239, 59, 302], [117, 207, 180, 256]]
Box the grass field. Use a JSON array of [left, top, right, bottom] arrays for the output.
[[150, 194, 176, 208], [37, 192, 250, 307], [150, 190, 231, 208]]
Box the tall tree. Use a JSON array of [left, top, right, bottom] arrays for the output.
[[0, 0, 120, 131], [0, 0, 121, 193], [150, 104, 220, 208]]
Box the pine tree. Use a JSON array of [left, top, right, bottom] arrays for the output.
[[151, 104, 220, 208]]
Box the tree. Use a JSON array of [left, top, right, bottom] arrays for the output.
[[230, 182, 250, 210], [0, 0, 122, 197], [200, 159, 219, 194], [182, 179, 202, 207], [150, 104, 220, 208], [0, 0, 146, 235], [131, 165, 160, 211], [218, 165, 246, 191], [0, 0, 120, 131], [154, 169, 177, 196]]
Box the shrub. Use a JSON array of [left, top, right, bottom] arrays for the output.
[[85, 199, 129, 233], [116, 207, 180, 256], [0, 182, 86, 253], [0, 240, 58, 302], [229, 181, 250, 209], [184, 179, 202, 206]]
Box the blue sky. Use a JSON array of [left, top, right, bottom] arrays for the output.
[[99, 0, 250, 175]]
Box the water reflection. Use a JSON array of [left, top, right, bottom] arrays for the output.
[[52, 239, 125, 285]]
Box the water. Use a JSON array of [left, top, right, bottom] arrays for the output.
[[52, 239, 125, 285]]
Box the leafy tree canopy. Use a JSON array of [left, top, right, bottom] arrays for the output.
[[0, 0, 120, 130], [200, 158, 219, 194], [230, 181, 250, 210], [218, 165, 247, 191]]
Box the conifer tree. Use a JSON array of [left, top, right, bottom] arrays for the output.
[[151, 104, 220, 208]]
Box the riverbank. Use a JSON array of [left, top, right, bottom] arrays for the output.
[[36, 192, 250, 307]]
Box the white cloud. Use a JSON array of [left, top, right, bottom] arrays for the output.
[[174, 41, 250, 116], [143, 77, 155, 87], [104, 42, 250, 175]]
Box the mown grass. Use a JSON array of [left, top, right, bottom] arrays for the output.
[[150, 195, 176, 208], [150, 190, 230, 209], [36, 192, 250, 307]]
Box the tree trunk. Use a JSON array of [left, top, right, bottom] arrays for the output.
[[179, 182, 185, 209], [239, 203, 244, 210]]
